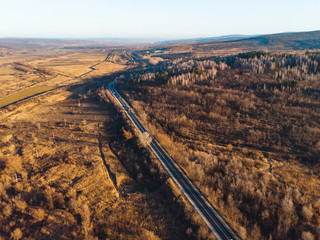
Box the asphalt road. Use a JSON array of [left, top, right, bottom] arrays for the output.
[[108, 81, 241, 240]]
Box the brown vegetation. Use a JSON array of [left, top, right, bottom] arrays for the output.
[[119, 51, 320, 240], [0, 73, 200, 240], [2, 38, 320, 240]]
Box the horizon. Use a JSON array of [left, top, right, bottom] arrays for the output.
[[1, 0, 320, 39], [1, 30, 319, 42]]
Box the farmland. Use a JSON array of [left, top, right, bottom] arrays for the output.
[[0, 85, 56, 108]]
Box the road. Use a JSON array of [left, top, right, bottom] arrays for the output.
[[108, 81, 241, 240]]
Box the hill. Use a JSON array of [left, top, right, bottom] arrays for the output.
[[145, 30, 320, 59], [224, 30, 320, 50], [160, 34, 255, 45], [188, 30, 320, 51]]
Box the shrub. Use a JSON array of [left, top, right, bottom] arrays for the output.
[[2, 205, 12, 217], [301, 205, 313, 221], [14, 199, 27, 213], [226, 144, 233, 151], [5, 155, 22, 174], [301, 231, 315, 240], [11, 228, 23, 240], [78, 204, 91, 238], [32, 208, 46, 221]]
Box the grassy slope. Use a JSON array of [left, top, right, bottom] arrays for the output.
[[0, 85, 56, 108]]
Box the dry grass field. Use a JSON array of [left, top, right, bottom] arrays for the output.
[[0, 83, 197, 239], [0, 61, 59, 99], [31, 52, 107, 76], [0, 49, 127, 106]]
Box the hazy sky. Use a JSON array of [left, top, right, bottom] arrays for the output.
[[1, 0, 319, 38]]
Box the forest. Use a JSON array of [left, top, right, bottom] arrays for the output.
[[119, 51, 320, 240]]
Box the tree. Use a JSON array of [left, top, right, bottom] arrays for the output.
[[301, 205, 313, 221], [11, 228, 23, 240], [301, 231, 315, 240]]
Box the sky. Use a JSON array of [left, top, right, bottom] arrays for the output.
[[1, 0, 320, 39]]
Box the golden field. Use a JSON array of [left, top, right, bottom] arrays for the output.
[[0, 50, 127, 100]]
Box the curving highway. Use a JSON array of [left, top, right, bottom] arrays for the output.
[[108, 81, 241, 240]]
